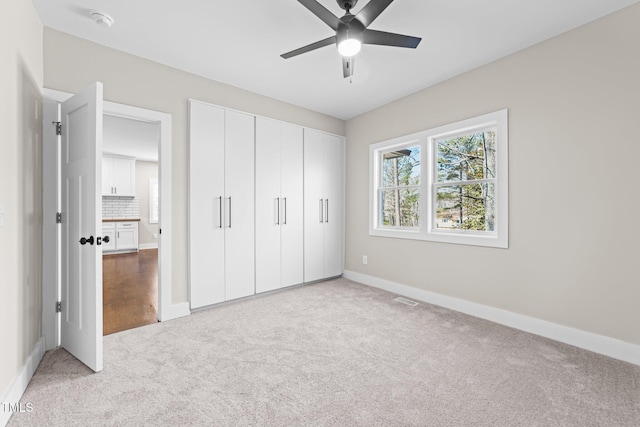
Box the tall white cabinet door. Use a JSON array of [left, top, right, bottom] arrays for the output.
[[323, 135, 344, 278], [303, 129, 326, 282], [255, 117, 282, 294], [189, 101, 226, 309], [280, 124, 304, 287], [224, 110, 255, 301]]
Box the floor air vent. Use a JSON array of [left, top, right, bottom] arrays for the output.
[[394, 297, 419, 307]]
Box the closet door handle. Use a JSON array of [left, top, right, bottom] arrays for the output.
[[227, 197, 232, 228], [283, 197, 287, 225], [218, 196, 223, 229], [319, 199, 324, 223], [325, 199, 329, 223], [276, 197, 280, 225]]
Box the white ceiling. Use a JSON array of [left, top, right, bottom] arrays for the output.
[[33, 0, 639, 120], [103, 115, 159, 162]]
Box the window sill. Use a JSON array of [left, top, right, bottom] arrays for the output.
[[369, 227, 508, 248]]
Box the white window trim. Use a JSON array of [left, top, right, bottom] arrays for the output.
[[374, 138, 423, 232], [369, 109, 508, 248]]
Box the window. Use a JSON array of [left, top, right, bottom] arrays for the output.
[[379, 144, 421, 228], [369, 110, 508, 248]]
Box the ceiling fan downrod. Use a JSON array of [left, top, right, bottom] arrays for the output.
[[337, 0, 358, 13]]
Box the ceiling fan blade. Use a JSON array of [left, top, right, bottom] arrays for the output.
[[298, 0, 341, 31], [342, 56, 355, 78], [363, 29, 421, 48], [355, 0, 394, 28], [281, 36, 337, 59]]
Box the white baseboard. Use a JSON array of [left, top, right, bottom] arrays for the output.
[[1, 337, 45, 427], [343, 270, 640, 366], [158, 302, 190, 322], [139, 243, 158, 250]]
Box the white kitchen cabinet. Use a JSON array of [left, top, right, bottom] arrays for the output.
[[102, 222, 116, 251], [303, 129, 344, 282], [102, 221, 138, 253], [102, 155, 136, 197], [189, 101, 255, 309], [115, 222, 139, 250], [255, 117, 304, 294]]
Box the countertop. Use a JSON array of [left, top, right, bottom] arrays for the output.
[[102, 218, 141, 222]]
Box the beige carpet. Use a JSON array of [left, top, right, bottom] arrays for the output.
[[9, 278, 640, 426]]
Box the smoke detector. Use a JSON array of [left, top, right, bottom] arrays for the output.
[[90, 10, 114, 28]]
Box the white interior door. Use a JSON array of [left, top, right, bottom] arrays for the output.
[[60, 82, 104, 372]]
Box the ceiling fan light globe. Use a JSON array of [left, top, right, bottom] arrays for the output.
[[338, 39, 361, 57]]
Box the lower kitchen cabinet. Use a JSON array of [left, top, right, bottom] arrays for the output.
[[102, 221, 139, 253]]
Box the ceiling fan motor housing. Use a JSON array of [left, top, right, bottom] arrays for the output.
[[337, 0, 358, 12], [337, 14, 365, 46]]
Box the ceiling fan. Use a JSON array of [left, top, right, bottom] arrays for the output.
[[281, 0, 422, 78]]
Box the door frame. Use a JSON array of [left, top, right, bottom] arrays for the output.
[[42, 88, 181, 351]]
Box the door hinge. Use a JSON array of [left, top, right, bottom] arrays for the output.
[[56, 212, 62, 224], [54, 121, 62, 136], [55, 301, 62, 313]]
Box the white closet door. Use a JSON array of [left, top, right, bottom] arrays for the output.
[[280, 123, 304, 287], [323, 134, 344, 278], [255, 117, 282, 294], [224, 110, 255, 301], [189, 101, 226, 308], [303, 129, 325, 282]]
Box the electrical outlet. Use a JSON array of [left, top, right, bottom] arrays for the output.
[[153, 233, 158, 239], [362, 255, 368, 265]]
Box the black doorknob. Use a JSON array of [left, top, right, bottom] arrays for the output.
[[79, 236, 94, 245], [103, 235, 110, 243]]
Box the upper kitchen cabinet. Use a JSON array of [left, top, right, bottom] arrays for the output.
[[102, 155, 136, 197]]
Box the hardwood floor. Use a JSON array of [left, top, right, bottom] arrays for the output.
[[103, 249, 158, 335]]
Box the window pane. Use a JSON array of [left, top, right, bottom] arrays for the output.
[[437, 129, 496, 183], [380, 188, 420, 228], [381, 146, 420, 188], [435, 183, 495, 231]]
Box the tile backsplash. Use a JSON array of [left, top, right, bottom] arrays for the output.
[[102, 197, 140, 219]]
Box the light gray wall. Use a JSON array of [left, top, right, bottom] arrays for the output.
[[0, 0, 43, 401], [43, 28, 345, 303], [136, 161, 159, 246], [345, 4, 640, 345], [40, 3, 639, 351]]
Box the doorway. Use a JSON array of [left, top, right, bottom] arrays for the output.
[[41, 88, 175, 352], [102, 114, 160, 334]]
